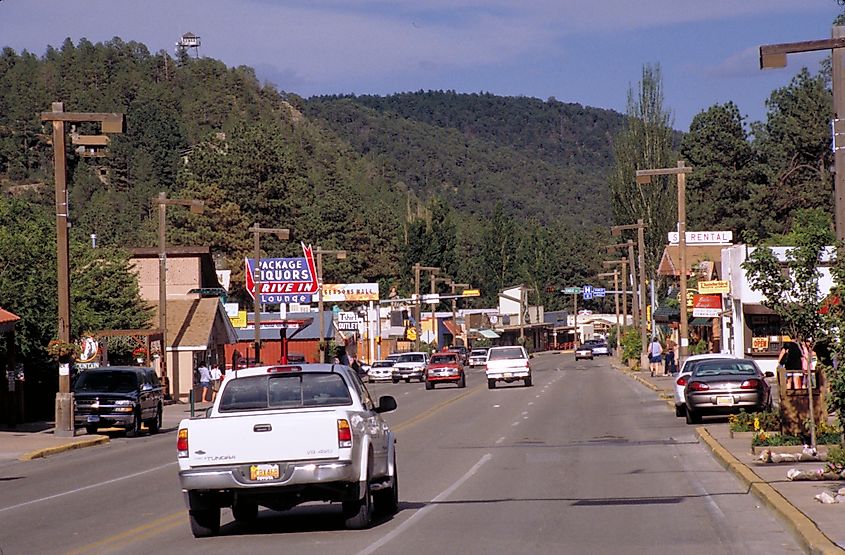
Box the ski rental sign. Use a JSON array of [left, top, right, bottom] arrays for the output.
[[245, 243, 318, 304]]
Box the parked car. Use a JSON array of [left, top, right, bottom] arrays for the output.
[[177, 363, 398, 536], [73, 366, 163, 436], [574, 344, 594, 361], [684, 358, 774, 424], [673, 354, 740, 417], [367, 360, 396, 383], [425, 352, 466, 389], [485, 345, 532, 388], [448, 345, 469, 365], [589, 340, 610, 356], [468, 348, 489, 368], [392, 352, 428, 383]]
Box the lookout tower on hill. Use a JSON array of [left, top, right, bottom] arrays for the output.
[[176, 32, 201, 58]]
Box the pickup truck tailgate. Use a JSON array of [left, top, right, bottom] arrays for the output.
[[187, 410, 340, 467]]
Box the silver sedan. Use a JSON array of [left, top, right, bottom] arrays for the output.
[[684, 358, 773, 424]]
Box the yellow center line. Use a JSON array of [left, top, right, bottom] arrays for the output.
[[393, 382, 483, 433], [63, 511, 185, 555]]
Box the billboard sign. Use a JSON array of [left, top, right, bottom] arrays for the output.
[[667, 231, 733, 244], [692, 294, 722, 318], [245, 243, 318, 304], [321, 283, 379, 302], [698, 280, 730, 294]]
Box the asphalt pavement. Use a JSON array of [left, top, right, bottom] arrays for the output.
[[0, 355, 842, 554]]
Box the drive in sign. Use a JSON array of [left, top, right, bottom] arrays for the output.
[[245, 243, 318, 304]]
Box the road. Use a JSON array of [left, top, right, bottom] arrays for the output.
[[0, 353, 802, 554]]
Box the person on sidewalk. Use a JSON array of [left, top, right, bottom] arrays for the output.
[[664, 337, 677, 375], [648, 337, 663, 377], [197, 362, 212, 402], [210, 363, 222, 402]]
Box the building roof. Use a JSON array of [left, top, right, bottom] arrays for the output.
[[237, 311, 334, 341], [0, 307, 20, 334], [153, 298, 237, 349], [658, 245, 726, 277], [130, 246, 223, 290]]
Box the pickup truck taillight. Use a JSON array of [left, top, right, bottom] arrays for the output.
[[177, 428, 189, 458], [337, 419, 352, 448]]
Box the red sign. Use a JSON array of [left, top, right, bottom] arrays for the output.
[[693, 294, 721, 309], [244, 243, 318, 303]]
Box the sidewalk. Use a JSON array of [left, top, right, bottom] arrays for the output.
[[0, 399, 213, 463], [618, 363, 845, 555]]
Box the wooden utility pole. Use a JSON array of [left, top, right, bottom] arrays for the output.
[[610, 225, 648, 368], [760, 29, 845, 241], [250, 224, 290, 365], [315, 247, 347, 363], [637, 162, 693, 368], [598, 271, 621, 353], [155, 193, 204, 401], [41, 103, 123, 437], [413, 264, 440, 350]]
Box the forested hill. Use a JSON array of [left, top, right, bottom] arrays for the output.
[[304, 92, 624, 226]]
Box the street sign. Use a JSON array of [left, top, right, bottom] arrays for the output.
[[593, 287, 606, 298], [462, 289, 480, 297], [563, 287, 582, 295], [582, 285, 594, 300]]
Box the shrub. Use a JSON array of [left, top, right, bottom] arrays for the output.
[[729, 409, 780, 433], [752, 431, 802, 447], [620, 327, 642, 368]]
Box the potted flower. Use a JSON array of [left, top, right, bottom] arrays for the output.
[[45, 339, 82, 363], [132, 347, 148, 364]]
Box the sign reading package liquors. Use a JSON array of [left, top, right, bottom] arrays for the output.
[[245, 242, 318, 304], [668, 231, 733, 244]]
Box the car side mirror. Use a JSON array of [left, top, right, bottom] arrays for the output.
[[764, 370, 775, 378], [375, 395, 397, 414]]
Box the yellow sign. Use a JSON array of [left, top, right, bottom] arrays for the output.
[[461, 289, 480, 297], [699, 280, 730, 294], [405, 327, 417, 341], [752, 336, 769, 351], [230, 310, 247, 328], [679, 289, 698, 309]]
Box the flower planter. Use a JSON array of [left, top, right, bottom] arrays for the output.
[[729, 431, 757, 440]]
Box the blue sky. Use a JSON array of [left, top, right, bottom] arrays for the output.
[[0, 0, 840, 130]]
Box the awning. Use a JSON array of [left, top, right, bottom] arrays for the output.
[[689, 317, 710, 326], [653, 306, 679, 323], [479, 329, 500, 339]]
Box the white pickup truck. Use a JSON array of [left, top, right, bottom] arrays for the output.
[[485, 346, 532, 388], [177, 363, 398, 537]]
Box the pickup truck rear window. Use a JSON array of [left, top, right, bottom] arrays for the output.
[[487, 347, 525, 361], [218, 373, 353, 412]]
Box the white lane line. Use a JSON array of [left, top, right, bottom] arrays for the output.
[[493, 404, 501, 408], [0, 461, 177, 514], [535, 395, 541, 398], [528, 402, 534, 406], [521, 411, 528, 416], [523, 416, 528, 420], [511, 422, 519, 426], [495, 437, 505, 444], [357, 453, 492, 555]]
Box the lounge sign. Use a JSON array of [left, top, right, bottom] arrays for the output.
[[245, 243, 318, 304]]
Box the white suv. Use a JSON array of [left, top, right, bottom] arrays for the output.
[[391, 352, 428, 383]]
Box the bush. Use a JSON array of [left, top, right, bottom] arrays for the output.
[[620, 327, 641, 368], [729, 409, 780, 433], [826, 446, 845, 474], [752, 431, 802, 447]]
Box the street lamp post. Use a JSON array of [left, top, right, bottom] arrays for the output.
[[40, 103, 124, 437], [413, 264, 440, 350], [156, 192, 204, 402], [611, 223, 648, 368], [315, 247, 347, 363], [637, 162, 693, 368], [598, 271, 620, 354], [760, 29, 845, 241], [250, 224, 290, 365], [605, 244, 633, 325]]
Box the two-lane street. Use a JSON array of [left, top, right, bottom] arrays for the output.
[[0, 354, 802, 554]]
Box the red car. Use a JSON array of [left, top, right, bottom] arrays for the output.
[[424, 352, 466, 389]]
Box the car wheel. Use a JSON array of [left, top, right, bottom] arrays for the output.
[[524, 375, 532, 387], [685, 407, 701, 425], [374, 451, 399, 517], [404, 378, 410, 383], [232, 501, 258, 523], [85, 425, 98, 435], [343, 460, 374, 529], [425, 380, 434, 390], [147, 405, 162, 434], [128, 409, 142, 437], [675, 404, 686, 417], [189, 508, 220, 537], [392, 378, 399, 384], [487, 378, 496, 389]]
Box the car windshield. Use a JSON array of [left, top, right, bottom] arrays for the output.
[[219, 373, 352, 412], [691, 361, 759, 377], [430, 355, 456, 364], [372, 361, 394, 368], [74, 370, 138, 393], [488, 347, 525, 360], [398, 354, 425, 363]]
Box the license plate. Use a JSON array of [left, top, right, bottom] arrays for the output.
[[716, 396, 734, 406], [249, 464, 280, 481], [504, 372, 512, 378], [87, 415, 100, 423]]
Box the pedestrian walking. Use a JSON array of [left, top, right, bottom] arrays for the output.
[[210, 363, 222, 401], [197, 362, 212, 402], [648, 337, 663, 377], [664, 337, 677, 375]]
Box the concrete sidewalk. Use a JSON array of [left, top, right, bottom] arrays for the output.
[[620, 364, 845, 555], [0, 399, 213, 462]]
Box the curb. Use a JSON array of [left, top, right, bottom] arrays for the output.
[[19, 435, 110, 461], [697, 427, 843, 554]]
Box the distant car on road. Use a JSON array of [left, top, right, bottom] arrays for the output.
[[589, 340, 610, 356], [425, 352, 466, 389], [392, 352, 428, 383], [684, 358, 773, 425], [367, 360, 396, 383], [73, 366, 163, 436], [448, 346, 470, 365], [468, 348, 489, 368], [485, 345, 532, 388], [673, 354, 741, 417], [574, 344, 594, 361]]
